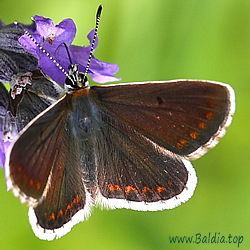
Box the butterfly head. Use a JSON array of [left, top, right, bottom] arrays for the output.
[[65, 64, 89, 93]]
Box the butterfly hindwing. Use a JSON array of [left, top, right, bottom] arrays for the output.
[[94, 107, 197, 210]]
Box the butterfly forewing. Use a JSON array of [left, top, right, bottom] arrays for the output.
[[7, 91, 100, 239], [92, 80, 234, 159], [8, 95, 69, 203]]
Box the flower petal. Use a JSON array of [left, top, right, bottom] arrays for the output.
[[18, 16, 120, 85]]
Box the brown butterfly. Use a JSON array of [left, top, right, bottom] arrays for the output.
[[4, 5, 235, 241]]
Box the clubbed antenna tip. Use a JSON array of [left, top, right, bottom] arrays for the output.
[[83, 4, 103, 80], [97, 5, 103, 19]]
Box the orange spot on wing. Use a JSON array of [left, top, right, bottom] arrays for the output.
[[108, 184, 122, 192], [198, 122, 206, 129], [18, 166, 22, 172], [65, 204, 71, 215], [73, 195, 81, 204], [190, 131, 198, 139], [49, 213, 55, 220], [157, 186, 166, 193], [108, 184, 115, 191], [206, 112, 213, 120], [142, 186, 154, 196], [29, 179, 34, 186], [36, 182, 41, 190], [58, 209, 63, 218], [125, 186, 138, 195], [177, 139, 188, 149]]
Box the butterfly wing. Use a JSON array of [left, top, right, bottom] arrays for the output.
[[6, 94, 92, 240], [91, 80, 234, 210], [92, 80, 235, 160], [93, 108, 197, 211]]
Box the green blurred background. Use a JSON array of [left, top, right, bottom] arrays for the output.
[[0, 0, 249, 249]]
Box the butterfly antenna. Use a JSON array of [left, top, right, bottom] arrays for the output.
[[83, 5, 103, 81], [63, 42, 73, 65], [22, 29, 69, 78]]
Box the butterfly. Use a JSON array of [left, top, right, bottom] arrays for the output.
[[4, 6, 235, 241]]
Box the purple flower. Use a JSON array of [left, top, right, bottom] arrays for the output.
[[0, 82, 18, 190], [0, 82, 9, 169], [0, 137, 12, 190], [0, 118, 18, 190], [0, 124, 7, 168], [0, 140, 11, 171], [19, 15, 120, 85]]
